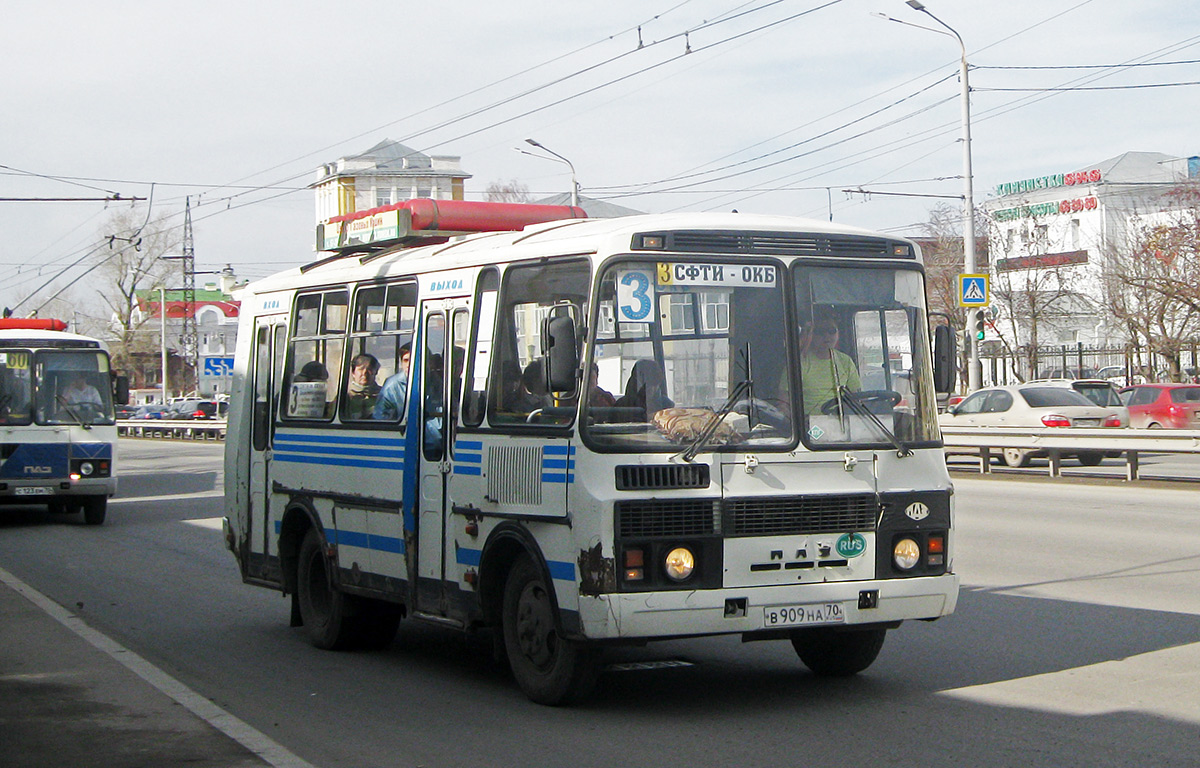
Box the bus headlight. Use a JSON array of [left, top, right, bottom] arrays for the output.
[[664, 547, 695, 581], [893, 538, 921, 570], [79, 461, 94, 477]]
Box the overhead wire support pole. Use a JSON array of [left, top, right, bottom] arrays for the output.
[[897, 0, 981, 390], [164, 197, 198, 395]]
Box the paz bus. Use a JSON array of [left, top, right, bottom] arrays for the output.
[[0, 318, 120, 525], [223, 200, 959, 704]]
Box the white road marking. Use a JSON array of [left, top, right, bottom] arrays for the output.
[[0, 566, 317, 768]]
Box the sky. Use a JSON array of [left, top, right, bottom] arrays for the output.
[[2, 0, 1198, 324]]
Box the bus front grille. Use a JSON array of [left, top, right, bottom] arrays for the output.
[[616, 499, 720, 538], [615, 464, 710, 490], [724, 494, 879, 537]]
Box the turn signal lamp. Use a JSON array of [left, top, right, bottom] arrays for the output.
[[624, 549, 644, 582], [927, 535, 945, 567], [1041, 414, 1071, 427]]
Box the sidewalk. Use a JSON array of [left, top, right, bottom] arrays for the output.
[[0, 575, 276, 768]]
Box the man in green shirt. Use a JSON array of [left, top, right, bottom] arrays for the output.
[[800, 319, 860, 415]]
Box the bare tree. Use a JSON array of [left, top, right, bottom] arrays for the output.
[[484, 179, 531, 203], [1105, 182, 1200, 381], [917, 203, 988, 387], [91, 208, 180, 381]]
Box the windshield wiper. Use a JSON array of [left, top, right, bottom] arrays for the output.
[[835, 386, 909, 457], [679, 378, 752, 463], [55, 396, 92, 430]]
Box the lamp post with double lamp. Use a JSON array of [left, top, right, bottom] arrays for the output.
[[524, 138, 580, 208], [884, 1, 981, 390]]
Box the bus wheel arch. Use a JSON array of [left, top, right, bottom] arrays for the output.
[[278, 501, 321, 596]]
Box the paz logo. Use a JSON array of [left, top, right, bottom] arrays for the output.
[[904, 501, 930, 521], [835, 533, 866, 559]]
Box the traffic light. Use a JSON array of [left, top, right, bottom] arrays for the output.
[[973, 310, 986, 341]]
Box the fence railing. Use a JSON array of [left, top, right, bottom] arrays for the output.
[[117, 420, 226, 441], [940, 425, 1200, 480]]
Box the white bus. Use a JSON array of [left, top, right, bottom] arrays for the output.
[[223, 202, 959, 704], [0, 318, 120, 525]]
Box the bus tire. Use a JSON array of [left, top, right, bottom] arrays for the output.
[[791, 627, 887, 677], [82, 496, 107, 526], [1076, 451, 1104, 466], [296, 527, 356, 650], [502, 554, 600, 705]]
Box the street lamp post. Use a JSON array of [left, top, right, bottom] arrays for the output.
[[158, 286, 169, 403], [900, 1, 981, 390], [524, 138, 580, 208]]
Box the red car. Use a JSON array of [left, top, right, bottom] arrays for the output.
[[1119, 384, 1200, 429]]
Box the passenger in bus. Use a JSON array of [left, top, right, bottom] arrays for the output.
[[294, 361, 329, 382], [506, 360, 549, 415], [798, 317, 860, 414], [615, 359, 674, 421], [373, 343, 411, 421], [344, 353, 381, 420], [587, 363, 616, 408]]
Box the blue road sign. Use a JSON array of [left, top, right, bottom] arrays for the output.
[[203, 357, 234, 377], [958, 274, 989, 307]]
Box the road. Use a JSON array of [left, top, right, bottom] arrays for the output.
[[2, 439, 1198, 767]]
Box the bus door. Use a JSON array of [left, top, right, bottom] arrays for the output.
[[413, 298, 470, 615], [246, 317, 286, 580]]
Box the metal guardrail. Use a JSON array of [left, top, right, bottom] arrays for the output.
[[117, 419, 226, 441], [940, 425, 1200, 480]]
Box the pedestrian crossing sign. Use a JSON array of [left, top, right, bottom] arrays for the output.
[[958, 274, 989, 307]]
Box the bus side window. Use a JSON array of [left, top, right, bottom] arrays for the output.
[[344, 281, 416, 423], [282, 290, 347, 421], [462, 268, 498, 427]]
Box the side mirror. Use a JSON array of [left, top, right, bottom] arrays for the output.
[[113, 374, 131, 405], [544, 315, 579, 393], [932, 324, 956, 394], [945, 403, 959, 415]]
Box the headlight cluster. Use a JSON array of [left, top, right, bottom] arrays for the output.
[[622, 543, 711, 589], [892, 533, 945, 572]]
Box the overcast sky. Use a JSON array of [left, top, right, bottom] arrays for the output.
[[3, 0, 1198, 321]]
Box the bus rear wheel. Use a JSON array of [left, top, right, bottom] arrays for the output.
[[502, 554, 601, 705], [296, 527, 356, 650], [791, 627, 887, 676]]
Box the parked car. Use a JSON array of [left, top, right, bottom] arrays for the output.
[[1036, 366, 1097, 380], [165, 399, 227, 420], [1119, 383, 1200, 429], [940, 384, 1123, 467], [1028, 379, 1129, 427], [115, 404, 139, 419], [131, 404, 170, 420]]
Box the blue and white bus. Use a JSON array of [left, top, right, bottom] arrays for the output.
[[0, 318, 119, 525], [224, 201, 959, 704]]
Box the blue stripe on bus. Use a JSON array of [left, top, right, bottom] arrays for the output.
[[543, 444, 575, 456], [274, 441, 406, 460], [271, 521, 406, 555], [455, 453, 483, 464], [274, 453, 404, 471], [455, 439, 483, 451], [456, 548, 575, 582], [275, 431, 405, 447]]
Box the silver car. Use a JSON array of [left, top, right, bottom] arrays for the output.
[[940, 384, 1123, 467]]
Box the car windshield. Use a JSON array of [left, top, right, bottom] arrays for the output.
[[582, 258, 795, 452], [34, 350, 116, 426], [1020, 387, 1094, 408]]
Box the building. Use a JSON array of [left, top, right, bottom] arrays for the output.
[[131, 266, 244, 401], [312, 140, 470, 226], [983, 151, 1200, 349]]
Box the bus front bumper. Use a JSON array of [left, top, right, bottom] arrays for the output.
[[577, 573, 960, 640]]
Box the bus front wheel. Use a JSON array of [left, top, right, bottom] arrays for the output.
[[502, 554, 601, 705], [791, 627, 887, 676], [82, 496, 106, 526], [296, 527, 356, 650]]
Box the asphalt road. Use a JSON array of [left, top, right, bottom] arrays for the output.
[[2, 438, 1198, 767]]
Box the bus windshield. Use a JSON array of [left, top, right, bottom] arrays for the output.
[[583, 258, 794, 451], [2, 348, 116, 426], [793, 263, 940, 449]]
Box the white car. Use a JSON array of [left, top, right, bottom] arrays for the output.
[[1027, 378, 1130, 427], [940, 383, 1123, 467]]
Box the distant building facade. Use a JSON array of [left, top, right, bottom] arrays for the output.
[[983, 151, 1200, 347], [312, 140, 471, 225]]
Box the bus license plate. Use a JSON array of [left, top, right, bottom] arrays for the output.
[[763, 602, 845, 628], [15, 487, 52, 496]]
